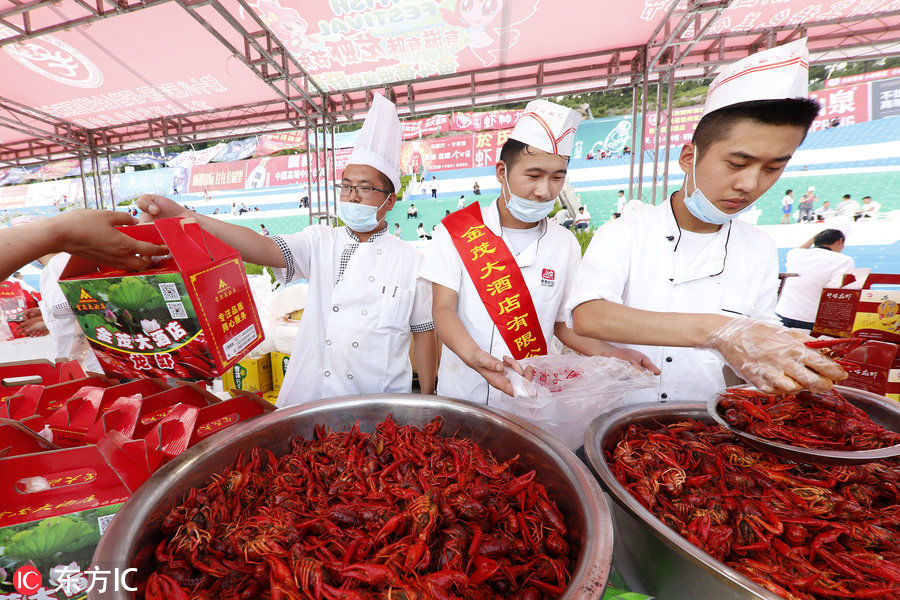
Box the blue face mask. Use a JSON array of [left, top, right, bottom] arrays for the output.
[[683, 153, 753, 225], [502, 170, 555, 223], [337, 198, 388, 232]]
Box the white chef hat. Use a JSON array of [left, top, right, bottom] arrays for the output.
[[510, 99, 581, 157], [348, 93, 401, 192], [701, 38, 809, 118]]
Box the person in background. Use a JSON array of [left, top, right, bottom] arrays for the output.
[[138, 93, 437, 406], [814, 200, 832, 222], [616, 190, 626, 214], [833, 193, 858, 218], [204, 190, 211, 202], [569, 39, 846, 403], [473, 181, 481, 196], [855, 195, 880, 220], [10, 271, 36, 294], [555, 206, 573, 229], [781, 189, 794, 224], [573, 206, 591, 231], [430, 176, 439, 199], [798, 186, 816, 222], [213, 207, 221, 214], [417, 222, 431, 240], [445, 209, 451, 217], [393, 222, 402, 237], [775, 229, 854, 330], [407, 203, 418, 219], [422, 99, 656, 404], [457, 194, 466, 211], [230, 202, 238, 215], [0, 210, 167, 280], [259, 224, 270, 236]]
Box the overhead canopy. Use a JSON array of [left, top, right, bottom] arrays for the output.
[[1, 0, 899, 165]]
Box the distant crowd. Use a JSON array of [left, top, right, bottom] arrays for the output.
[[780, 186, 882, 224]]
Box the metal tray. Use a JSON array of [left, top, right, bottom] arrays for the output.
[[586, 403, 785, 600], [91, 394, 614, 599], [707, 385, 900, 464]]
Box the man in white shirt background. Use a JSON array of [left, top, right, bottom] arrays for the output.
[[855, 195, 880, 220], [573, 206, 591, 231], [616, 190, 626, 214], [775, 229, 854, 330]]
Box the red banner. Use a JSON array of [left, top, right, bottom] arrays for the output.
[[399, 129, 511, 174], [809, 83, 871, 132], [0, 185, 28, 208], [643, 105, 703, 149], [473, 130, 512, 168], [401, 114, 450, 140], [451, 110, 521, 132], [255, 131, 308, 156], [826, 68, 900, 88], [187, 148, 352, 193]]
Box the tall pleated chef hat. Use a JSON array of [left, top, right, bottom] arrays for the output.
[[702, 38, 810, 118], [510, 99, 582, 158], [348, 92, 401, 192]]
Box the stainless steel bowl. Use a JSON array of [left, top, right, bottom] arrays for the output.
[[707, 385, 900, 464], [586, 403, 786, 600], [92, 395, 614, 599]]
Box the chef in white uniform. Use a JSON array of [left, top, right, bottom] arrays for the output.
[[137, 94, 437, 405], [568, 39, 846, 401], [422, 100, 656, 406]]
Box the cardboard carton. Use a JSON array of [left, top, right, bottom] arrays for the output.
[[0, 359, 86, 399], [270, 351, 290, 393], [814, 272, 900, 340], [841, 340, 900, 402], [58, 218, 263, 380], [222, 353, 272, 393]]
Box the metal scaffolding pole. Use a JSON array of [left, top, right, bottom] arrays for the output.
[[78, 154, 89, 210], [329, 122, 337, 223], [105, 151, 115, 210], [651, 78, 663, 205], [661, 71, 675, 202], [314, 118, 322, 224], [321, 119, 330, 227], [635, 71, 650, 203], [305, 115, 314, 226], [90, 151, 102, 210], [627, 86, 639, 201]]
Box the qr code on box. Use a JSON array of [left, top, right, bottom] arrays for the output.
[[159, 282, 180, 301], [167, 302, 188, 319], [97, 513, 116, 535]]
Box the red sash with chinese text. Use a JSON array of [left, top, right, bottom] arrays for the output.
[[442, 202, 547, 360]]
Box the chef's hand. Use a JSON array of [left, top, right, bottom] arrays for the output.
[[467, 349, 515, 396], [603, 346, 660, 375], [52, 210, 168, 271], [700, 317, 847, 394], [502, 355, 535, 382], [136, 194, 191, 223]]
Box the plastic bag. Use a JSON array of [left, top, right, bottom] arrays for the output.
[[499, 354, 657, 450]]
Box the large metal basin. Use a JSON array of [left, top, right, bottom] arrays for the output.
[[92, 395, 614, 599], [584, 389, 900, 600]]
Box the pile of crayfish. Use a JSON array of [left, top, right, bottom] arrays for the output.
[[608, 418, 900, 600], [145, 415, 572, 600], [718, 387, 900, 451]]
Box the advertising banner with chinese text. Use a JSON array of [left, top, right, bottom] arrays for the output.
[[450, 110, 521, 132], [399, 130, 511, 174], [870, 77, 900, 121], [642, 106, 701, 149], [255, 131, 308, 156], [809, 82, 871, 131]]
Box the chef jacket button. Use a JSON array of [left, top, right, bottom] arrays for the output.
[[666, 235, 675, 241], [660, 393, 668, 399], [332, 306, 339, 312], [337, 275, 344, 282], [347, 373, 353, 380], [352, 342, 359, 348], [665, 356, 672, 363], [325, 339, 332, 346], [368, 276, 374, 282], [324, 371, 331, 377], [377, 249, 383, 255], [362, 309, 367, 315]]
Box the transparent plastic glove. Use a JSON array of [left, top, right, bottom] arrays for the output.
[[699, 317, 847, 394]]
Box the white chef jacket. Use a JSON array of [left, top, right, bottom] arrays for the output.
[[420, 200, 581, 407], [272, 226, 433, 407], [775, 248, 854, 322], [566, 199, 779, 405]]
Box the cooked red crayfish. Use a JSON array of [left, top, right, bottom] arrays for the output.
[[144, 415, 572, 599], [718, 387, 900, 451], [608, 418, 900, 600]]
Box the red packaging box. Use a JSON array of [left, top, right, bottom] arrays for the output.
[[0, 418, 57, 458], [0, 359, 86, 399], [841, 340, 900, 402], [58, 217, 263, 380], [814, 273, 900, 339], [132, 382, 220, 438]]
